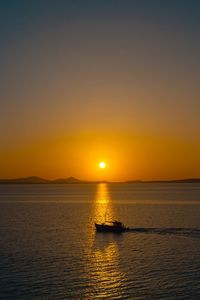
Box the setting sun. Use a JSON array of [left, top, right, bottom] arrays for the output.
[[99, 161, 106, 169]]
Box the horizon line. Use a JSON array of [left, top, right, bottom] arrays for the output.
[[0, 175, 200, 184]]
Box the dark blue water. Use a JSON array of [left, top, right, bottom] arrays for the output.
[[0, 183, 200, 299]]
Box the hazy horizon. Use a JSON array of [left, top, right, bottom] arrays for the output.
[[1, 174, 200, 183], [1, 0, 200, 181]]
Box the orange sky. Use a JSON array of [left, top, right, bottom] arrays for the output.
[[0, 1, 200, 181], [1, 130, 200, 181]]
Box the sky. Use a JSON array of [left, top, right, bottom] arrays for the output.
[[0, 0, 200, 181]]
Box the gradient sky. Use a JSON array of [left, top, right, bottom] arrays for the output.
[[0, 0, 200, 181]]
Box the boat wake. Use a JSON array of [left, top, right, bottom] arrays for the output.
[[128, 227, 200, 239]]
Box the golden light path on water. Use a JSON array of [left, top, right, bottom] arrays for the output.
[[86, 183, 126, 298], [94, 183, 114, 223]]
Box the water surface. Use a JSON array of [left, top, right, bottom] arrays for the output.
[[0, 183, 200, 299]]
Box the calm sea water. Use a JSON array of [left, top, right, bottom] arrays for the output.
[[0, 183, 200, 299]]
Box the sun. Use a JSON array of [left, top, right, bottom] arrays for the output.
[[99, 161, 106, 169]]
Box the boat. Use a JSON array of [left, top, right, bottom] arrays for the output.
[[95, 220, 129, 233]]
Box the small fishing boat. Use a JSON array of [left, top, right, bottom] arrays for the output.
[[95, 220, 129, 233]]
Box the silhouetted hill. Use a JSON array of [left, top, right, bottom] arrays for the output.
[[0, 176, 89, 184], [125, 178, 200, 183], [0, 176, 50, 184], [52, 177, 88, 184]]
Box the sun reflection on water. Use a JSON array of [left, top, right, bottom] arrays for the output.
[[94, 183, 114, 223], [85, 183, 126, 298]]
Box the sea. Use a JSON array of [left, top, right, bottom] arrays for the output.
[[0, 183, 200, 299]]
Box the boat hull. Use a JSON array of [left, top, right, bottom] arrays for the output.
[[95, 223, 129, 233]]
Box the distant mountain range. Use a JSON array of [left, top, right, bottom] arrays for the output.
[[0, 176, 86, 184], [0, 176, 200, 184], [125, 178, 200, 183]]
